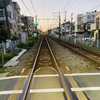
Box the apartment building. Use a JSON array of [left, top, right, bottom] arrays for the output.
[[13, 2, 21, 36], [74, 11, 97, 38], [91, 12, 100, 41], [83, 11, 97, 37], [21, 16, 34, 36], [0, 0, 16, 36], [75, 14, 84, 35]]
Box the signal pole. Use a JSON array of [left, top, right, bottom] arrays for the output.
[[64, 11, 67, 40], [35, 15, 38, 37], [4, 6, 10, 39], [71, 13, 73, 34]]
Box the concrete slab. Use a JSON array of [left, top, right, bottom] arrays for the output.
[[10, 49, 27, 61], [3, 49, 26, 67], [4, 61, 19, 67], [0, 73, 8, 78]]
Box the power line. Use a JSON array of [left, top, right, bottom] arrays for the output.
[[58, 0, 66, 11], [66, 0, 77, 10], [60, 0, 72, 12], [30, 0, 37, 15], [54, 0, 60, 11], [88, 4, 100, 11], [21, 0, 33, 16]]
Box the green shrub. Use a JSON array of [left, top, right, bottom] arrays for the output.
[[17, 42, 27, 48], [27, 41, 33, 47]]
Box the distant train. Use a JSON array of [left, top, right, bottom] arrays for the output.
[[41, 32, 44, 36]]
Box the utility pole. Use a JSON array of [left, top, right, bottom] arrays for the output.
[[64, 11, 67, 40], [0, 0, 11, 39], [71, 13, 73, 34], [59, 12, 61, 39]]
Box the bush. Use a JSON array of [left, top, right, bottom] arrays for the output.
[[17, 42, 27, 48], [27, 41, 33, 47]]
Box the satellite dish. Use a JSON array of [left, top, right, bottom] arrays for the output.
[[0, 0, 11, 8]]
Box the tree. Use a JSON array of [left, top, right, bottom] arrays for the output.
[[0, 28, 8, 43], [11, 35, 18, 41]]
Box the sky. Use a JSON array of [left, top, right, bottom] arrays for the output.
[[12, 0, 100, 31]]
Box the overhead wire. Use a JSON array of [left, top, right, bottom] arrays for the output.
[[30, 0, 37, 15], [66, 0, 78, 10], [54, 0, 60, 11], [87, 4, 100, 11], [58, 0, 66, 11], [60, 0, 72, 12], [21, 0, 33, 16]]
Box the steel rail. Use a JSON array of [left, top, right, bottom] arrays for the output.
[[51, 38, 100, 66], [52, 36, 100, 57], [18, 37, 43, 100], [45, 37, 75, 100]]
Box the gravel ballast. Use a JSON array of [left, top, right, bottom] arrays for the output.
[[4, 38, 100, 75], [48, 38, 100, 73]]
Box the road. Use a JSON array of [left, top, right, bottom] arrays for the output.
[[72, 73, 100, 100]]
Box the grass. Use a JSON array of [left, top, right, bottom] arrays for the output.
[[0, 67, 5, 73]]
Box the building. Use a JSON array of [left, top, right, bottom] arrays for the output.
[[74, 11, 97, 38], [13, 2, 21, 36], [0, 0, 16, 37], [74, 14, 84, 35], [21, 16, 34, 36], [83, 11, 97, 37], [91, 12, 100, 47]]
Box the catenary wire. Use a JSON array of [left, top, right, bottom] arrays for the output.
[[30, 0, 37, 15], [21, 0, 33, 16]]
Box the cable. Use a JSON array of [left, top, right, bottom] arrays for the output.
[[58, 0, 66, 11], [60, 0, 72, 12], [54, 0, 60, 11], [30, 0, 37, 15], [87, 4, 100, 11], [21, 0, 33, 16], [66, 0, 78, 10]]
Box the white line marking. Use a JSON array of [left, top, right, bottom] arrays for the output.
[[64, 73, 100, 76], [35, 68, 41, 73], [34, 74, 59, 77], [0, 76, 27, 80], [0, 90, 23, 95], [21, 68, 25, 73], [30, 88, 64, 93], [71, 87, 100, 91], [66, 67, 70, 71]]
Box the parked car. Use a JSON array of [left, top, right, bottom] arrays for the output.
[[82, 37, 93, 41]]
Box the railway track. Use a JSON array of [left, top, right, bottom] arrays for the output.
[[50, 36, 100, 68], [8, 36, 78, 100]]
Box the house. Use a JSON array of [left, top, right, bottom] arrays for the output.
[[91, 12, 100, 47]]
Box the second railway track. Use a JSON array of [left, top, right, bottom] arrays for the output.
[[50, 36, 100, 68]]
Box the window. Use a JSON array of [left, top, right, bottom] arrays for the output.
[[8, 11, 11, 18], [83, 16, 86, 21], [77, 25, 80, 29], [87, 24, 91, 29], [0, 11, 3, 17], [88, 15, 94, 19], [78, 17, 83, 21]]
